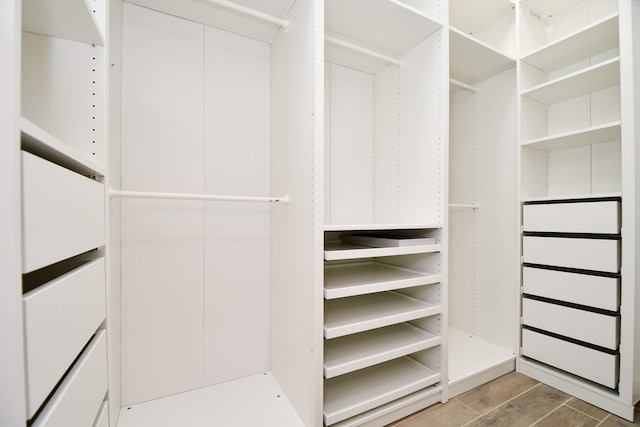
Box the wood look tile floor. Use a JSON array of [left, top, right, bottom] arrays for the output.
[[387, 373, 640, 427]]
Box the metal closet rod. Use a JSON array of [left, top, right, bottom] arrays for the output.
[[449, 78, 478, 92], [449, 203, 480, 209], [109, 189, 290, 204], [202, 0, 290, 29], [325, 35, 404, 67]]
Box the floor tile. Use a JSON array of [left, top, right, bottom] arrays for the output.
[[463, 383, 571, 427], [597, 414, 640, 426], [531, 405, 599, 427], [564, 398, 610, 421], [390, 399, 480, 427], [456, 372, 539, 414]]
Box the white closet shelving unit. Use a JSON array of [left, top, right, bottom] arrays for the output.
[[518, 0, 640, 421], [447, 0, 519, 398]]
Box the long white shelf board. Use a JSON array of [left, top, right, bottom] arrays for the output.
[[521, 57, 620, 105], [521, 192, 622, 204], [324, 291, 440, 339], [325, 223, 442, 232], [23, 0, 105, 46], [116, 372, 304, 427], [521, 13, 619, 72], [324, 242, 441, 261], [324, 262, 440, 299], [21, 117, 106, 177], [450, 26, 515, 84], [324, 324, 441, 378], [449, 0, 514, 37], [522, 121, 621, 151], [324, 356, 441, 426]]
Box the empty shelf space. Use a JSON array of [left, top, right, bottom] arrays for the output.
[[324, 291, 440, 339], [522, 121, 622, 151], [521, 57, 620, 105], [22, 0, 105, 45], [324, 241, 440, 261], [521, 13, 619, 72], [324, 356, 441, 426], [324, 262, 440, 299], [324, 324, 440, 378], [450, 27, 515, 83]]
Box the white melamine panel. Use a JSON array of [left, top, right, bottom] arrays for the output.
[[449, 27, 514, 84], [523, 267, 619, 311], [324, 262, 440, 299], [93, 401, 108, 427], [324, 291, 440, 339], [449, 0, 513, 38], [324, 241, 440, 261], [324, 323, 440, 378], [522, 121, 621, 151], [23, 258, 105, 418], [523, 298, 619, 349], [522, 329, 619, 389], [523, 236, 620, 273], [32, 331, 107, 427], [21, 151, 105, 273], [22, 0, 104, 45], [202, 24, 271, 387], [327, 63, 374, 224], [120, 3, 205, 405], [548, 145, 591, 196], [324, 356, 440, 425], [523, 200, 620, 233], [592, 140, 622, 194]]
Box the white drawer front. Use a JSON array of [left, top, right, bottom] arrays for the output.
[[522, 298, 619, 350], [24, 258, 106, 417], [523, 236, 620, 273], [523, 201, 620, 233], [22, 151, 105, 273], [522, 329, 618, 389], [523, 267, 619, 311], [93, 401, 109, 427], [32, 331, 108, 427]]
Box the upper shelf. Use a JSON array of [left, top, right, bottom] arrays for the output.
[[449, 27, 515, 84], [22, 0, 105, 46], [522, 121, 621, 152], [521, 13, 619, 72], [324, 241, 440, 261], [449, 0, 514, 36]]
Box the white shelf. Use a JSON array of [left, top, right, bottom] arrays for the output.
[[324, 324, 440, 378], [324, 291, 440, 339], [324, 262, 440, 299], [20, 117, 106, 177], [324, 242, 440, 261], [324, 356, 441, 426], [521, 57, 620, 105], [449, 0, 514, 36], [325, 223, 442, 232], [521, 192, 622, 204], [522, 121, 621, 151], [22, 0, 105, 46], [450, 26, 515, 84], [521, 13, 619, 72]]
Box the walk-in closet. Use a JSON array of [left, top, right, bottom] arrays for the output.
[[1, 0, 640, 426]]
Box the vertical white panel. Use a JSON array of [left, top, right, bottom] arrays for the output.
[[521, 147, 549, 198], [591, 86, 621, 125], [329, 63, 374, 224], [547, 94, 591, 135], [520, 97, 547, 141], [325, 62, 332, 223], [120, 3, 205, 405], [592, 140, 621, 193], [548, 145, 591, 196], [203, 26, 270, 385]]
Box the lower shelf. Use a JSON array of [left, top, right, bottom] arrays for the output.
[[324, 356, 441, 426], [116, 372, 304, 427]]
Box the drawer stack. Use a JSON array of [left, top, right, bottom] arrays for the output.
[[521, 197, 621, 389]]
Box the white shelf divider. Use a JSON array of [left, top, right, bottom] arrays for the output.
[[324, 291, 440, 339], [324, 242, 440, 261], [324, 262, 440, 299], [325, 223, 442, 232], [324, 323, 440, 378], [522, 121, 622, 151], [323, 356, 441, 426]]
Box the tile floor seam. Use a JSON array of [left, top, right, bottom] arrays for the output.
[[454, 397, 482, 416], [595, 414, 611, 426], [565, 403, 606, 423], [459, 383, 544, 427], [523, 397, 574, 427]]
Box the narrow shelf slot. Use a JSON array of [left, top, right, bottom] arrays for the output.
[[324, 262, 440, 299], [324, 356, 441, 426], [522, 121, 621, 151], [324, 242, 440, 261], [324, 291, 440, 339], [324, 323, 440, 378]]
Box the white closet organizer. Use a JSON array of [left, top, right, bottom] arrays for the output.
[[448, 0, 519, 398], [518, 0, 639, 421]]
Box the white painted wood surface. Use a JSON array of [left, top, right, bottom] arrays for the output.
[[523, 235, 620, 273], [523, 200, 620, 233], [22, 0, 105, 45]]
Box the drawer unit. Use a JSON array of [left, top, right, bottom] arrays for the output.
[[522, 328, 618, 389], [23, 258, 106, 417], [22, 151, 105, 273], [523, 200, 620, 234], [522, 297, 619, 350], [522, 235, 620, 273], [522, 266, 619, 311], [32, 331, 108, 427]]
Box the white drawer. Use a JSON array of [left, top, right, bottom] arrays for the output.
[[22, 151, 105, 273], [522, 236, 620, 273], [32, 331, 108, 427], [24, 258, 106, 418], [523, 267, 619, 311], [93, 401, 109, 427], [523, 200, 620, 233], [522, 329, 618, 389], [522, 298, 619, 350]]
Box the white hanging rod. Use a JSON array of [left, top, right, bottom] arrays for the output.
[[109, 189, 290, 204], [449, 78, 478, 92], [449, 203, 480, 209], [202, 0, 290, 29], [325, 35, 404, 67]]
